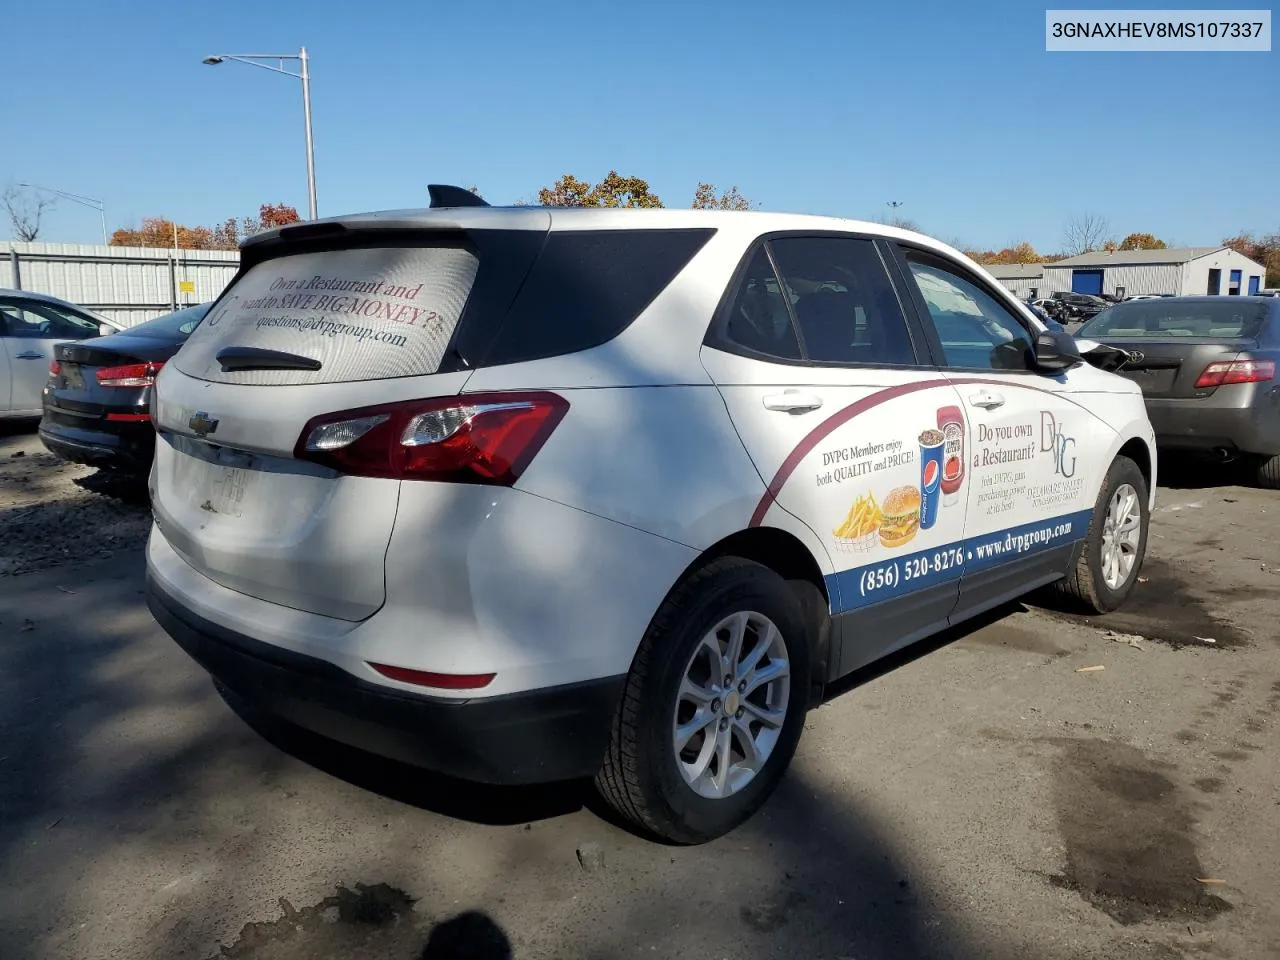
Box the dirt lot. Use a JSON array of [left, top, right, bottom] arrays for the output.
[[1, 425, 1278, 960]]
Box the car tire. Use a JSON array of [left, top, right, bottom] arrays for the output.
[[1051, 456, 1149, 614], [1253, 454, 1280, 490], [594, 557, 811, 844]]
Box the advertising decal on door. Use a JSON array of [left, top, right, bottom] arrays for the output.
[[750, 379, 1095, 614]]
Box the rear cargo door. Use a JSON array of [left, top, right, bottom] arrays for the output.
[[152, 222, 547, 620]]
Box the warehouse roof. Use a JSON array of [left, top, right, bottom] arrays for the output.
[[1048, 246, 1224, 267], [984, 264, 1045, 278]]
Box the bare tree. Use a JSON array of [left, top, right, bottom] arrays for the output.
[[1062, 213, 1110, 256], [2, 185, 55, 241]]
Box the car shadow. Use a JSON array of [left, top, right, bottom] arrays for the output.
[[214, 599, 1030, 835], [822, 599, 1029, 703], [1155, 450, 1260, 490], [216, 683, 591, 826]]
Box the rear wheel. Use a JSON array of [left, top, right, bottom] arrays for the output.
[[1252, 453, 1280, 490], [595, 558, 810, 844], [1052, 456, 1148, 614]]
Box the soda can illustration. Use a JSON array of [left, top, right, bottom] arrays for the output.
[[918, 427, 945, 530]]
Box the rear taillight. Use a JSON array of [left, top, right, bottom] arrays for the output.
[[96, 361, 165, 388], [1194, 359, 1276, 389], [294, 391, 570, 484], [49, 360, 61, 376]]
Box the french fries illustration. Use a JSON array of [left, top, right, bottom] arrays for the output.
[[833, 491, 883, 548]]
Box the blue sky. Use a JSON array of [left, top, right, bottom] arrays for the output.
[[3, 0, 1276, 251]]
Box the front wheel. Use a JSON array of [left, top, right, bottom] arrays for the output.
[[594, 558, 811, 844], [1052, 456, 1149, 614]]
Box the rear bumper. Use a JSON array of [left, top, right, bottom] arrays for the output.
[[38, 418, 154, 471], [1144, 391, 1280, 455], [147, 571, 625, 785]]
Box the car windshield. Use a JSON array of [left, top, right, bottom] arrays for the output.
[[1079, 300, 1268, 339], [122, 303, 211, 339]]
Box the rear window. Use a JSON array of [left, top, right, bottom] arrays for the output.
[[174, 244, 479, 385], [127, 303, 210, 339], [1080, 300, 1268, 339]]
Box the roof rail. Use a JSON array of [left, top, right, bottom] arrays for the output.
[[428, 184, 490, 209]]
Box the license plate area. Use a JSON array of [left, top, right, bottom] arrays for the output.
[[1121, 367, 1177, 395], [197, 465, 253, 518], [63, 364, 85, 390]]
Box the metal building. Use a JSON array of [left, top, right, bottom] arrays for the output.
[[1, 241, 240, 326], [983, 264, 1047, 299], [1040, 247, 1268, 299]]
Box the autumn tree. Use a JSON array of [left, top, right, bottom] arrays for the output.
[[1223, 231, 1280, 287], [3, 185, 55, 242], [110, 203, 301, 250], [110, 218, 217, 249], [966, 242, 1043, 265], [1062, 213, 1111, 255], [1118, 232, 1166, 251], [538, 172, 663, 208], [691, 183, 752, 210]]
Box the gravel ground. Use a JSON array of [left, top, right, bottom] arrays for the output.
[[0, 426, 151, 576], [1, 424, 1278, 960]]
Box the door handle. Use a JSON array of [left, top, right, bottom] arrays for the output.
[[968, 391, 1006, 410], [762, 390, 824, 414], [14, 351, 45, 359]]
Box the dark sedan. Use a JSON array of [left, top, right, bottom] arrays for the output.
[[1075, 296, 1280, 488], [40, 303, 209, 474]]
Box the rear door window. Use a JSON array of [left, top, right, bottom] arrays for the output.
[[767, 237, 917, 366], [174, 244, 479, 385], [720, 246, 803, 360]]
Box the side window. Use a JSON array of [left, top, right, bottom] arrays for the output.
[[768, 237, 917, 366], [722, 246, 802, 360], [0, 300, 97, 339], [25, 302, 100, 338], [905, 258, 1035, 371], [0, 302, 46, 338]]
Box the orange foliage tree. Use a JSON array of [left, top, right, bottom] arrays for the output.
[[110, 203, 301, 250]]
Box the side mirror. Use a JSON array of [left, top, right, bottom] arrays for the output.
[[99, 323, 114, 337], [1034, 329, 1083, 372]]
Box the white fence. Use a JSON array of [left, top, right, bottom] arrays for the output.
[[1, 241, 241, 327]]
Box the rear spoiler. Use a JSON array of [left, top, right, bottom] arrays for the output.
[[428, 184, 489, 208]]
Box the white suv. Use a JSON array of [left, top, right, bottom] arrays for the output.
[[146, 190, 1155, 843]]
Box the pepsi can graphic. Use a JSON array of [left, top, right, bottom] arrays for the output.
[[918, 428, 945, 530]]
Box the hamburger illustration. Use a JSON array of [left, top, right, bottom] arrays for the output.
[[878, 485, 921, 549]]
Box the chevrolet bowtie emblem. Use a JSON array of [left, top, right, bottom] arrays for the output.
[[189, 412, 219, 437]]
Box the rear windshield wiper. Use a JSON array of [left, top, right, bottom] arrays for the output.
[[216, 346, 322, 373]]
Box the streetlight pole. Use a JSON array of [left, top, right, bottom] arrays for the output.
[[20, 183, 107, 244], [202, 47, 318, 220]]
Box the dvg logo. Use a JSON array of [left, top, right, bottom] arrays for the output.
[[1040, 411, 1077, 478]]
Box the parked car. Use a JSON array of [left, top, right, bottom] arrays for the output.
[[1023, 298, 1064, 331], [39, 303, 210, 473], [1075, 296, 1280, 487], [146, 194, 1156, 843], [1, 289, 123, 418], [1053, 293, 1109, 321]]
